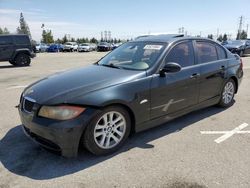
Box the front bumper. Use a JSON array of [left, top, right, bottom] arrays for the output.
[[18, 105, 98, 157]]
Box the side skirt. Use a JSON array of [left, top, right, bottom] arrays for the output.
[[135, 96, 220, 133]]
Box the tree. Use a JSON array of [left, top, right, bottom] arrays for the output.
[[222, 34, 228, 41], [16, 13, 31, 38], [41, 30, 54, 44], [62, 35, 68, 43], [237, 30, 247, 40], [207, 34, 213, 39], [217, 34, 223, 42], [0, 27, 10, 34], [90, 37, 98, 44]]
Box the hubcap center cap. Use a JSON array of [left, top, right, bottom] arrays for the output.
[[107, 127, 112, 132]]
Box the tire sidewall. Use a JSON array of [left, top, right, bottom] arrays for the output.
[[83, 106, 131, 155], [14, 53, 31, 66], [219, 79, 235, 107]]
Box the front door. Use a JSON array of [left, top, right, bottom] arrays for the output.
[[150, 40, 200, 119]]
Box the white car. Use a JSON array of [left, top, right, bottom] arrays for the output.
[[63, 42, 78, 52], [78, 43, 91, 52]]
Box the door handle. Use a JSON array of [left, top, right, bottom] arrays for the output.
[[220, 65, 225, 70], [190, 73, 200, 79]]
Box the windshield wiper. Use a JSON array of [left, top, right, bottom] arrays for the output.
[[100, 63, 122, 69]]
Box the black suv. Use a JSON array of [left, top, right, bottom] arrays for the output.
[[0, 34, 36, 66]]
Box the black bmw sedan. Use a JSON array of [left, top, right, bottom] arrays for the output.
[[19, 34, 243, 157]]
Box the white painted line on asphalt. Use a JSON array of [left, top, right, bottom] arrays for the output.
[[200, 123, 249, 143], [6, 85, 28, 90], [50, 69, 67, 72]]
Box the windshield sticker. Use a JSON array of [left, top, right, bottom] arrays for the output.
[[143, 45, 163, 50]]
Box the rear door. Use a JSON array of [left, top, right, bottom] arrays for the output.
[[150, 40, 200, 119], [0, 36, 14, 61], [195, 40, 227, 102]]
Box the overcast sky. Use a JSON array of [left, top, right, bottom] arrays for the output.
[[0, 0, 250, 41]]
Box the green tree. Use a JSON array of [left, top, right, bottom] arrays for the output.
[[16, 12, 31, 38], [222, 34, 228, 41], [41, 30, 54, 44], [62, 35, 68, 43], [90, 37, 98, 44], [3, 27, 10, 34], [0, 27, 10, 34], [217, 34, 223, 42], [207, 34, 213, 39], [237, 30, 247, 40]]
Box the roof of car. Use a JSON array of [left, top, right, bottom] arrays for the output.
[[0, 34, 29, 37], [134, 34, 212, 43]]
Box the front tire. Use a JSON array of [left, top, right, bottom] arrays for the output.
[[83, 106, 131, 155], [218, 79, 236, 107]]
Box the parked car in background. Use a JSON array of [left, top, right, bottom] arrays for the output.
[[89, 43, 97, 51], [63, 42, 78, 52], [97, 42, 111, 51], [35, 43, 48, 52], [0, 34, 36, 66], [78, 43, 92, 52], [47, 44, 64, 52], [222, 40, 250, 56], [18, 34, 243, 157], [111, 43, 123, 50]]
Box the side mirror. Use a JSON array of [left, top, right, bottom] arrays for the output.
[[159, 62, 181, 77]]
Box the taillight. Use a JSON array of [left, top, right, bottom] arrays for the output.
[[240, 58, 243, 69]]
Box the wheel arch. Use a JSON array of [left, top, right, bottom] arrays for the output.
[[102, 103, 136, 135], [230, 76, 238, 93]]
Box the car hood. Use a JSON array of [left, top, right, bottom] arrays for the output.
[[224, 44, 242, 49], [23, 65, 145, 105], [79, 46, 89, 48]]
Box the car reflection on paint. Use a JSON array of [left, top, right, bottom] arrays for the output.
[[18, 34, 243, 157]]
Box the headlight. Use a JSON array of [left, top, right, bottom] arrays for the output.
[[38, 105, 85, 120]]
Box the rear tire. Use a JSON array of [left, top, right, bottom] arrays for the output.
[[13, 53, 31, 66], [83, 106, 131, 155], [218, 79, 236, 107]]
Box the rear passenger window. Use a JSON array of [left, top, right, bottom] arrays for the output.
[[0, 36, 13, 45], [216, 45, 226, 60], [15, 36, 30, 45], [196, 42, 218, 63], [165, 41, 194, 67]]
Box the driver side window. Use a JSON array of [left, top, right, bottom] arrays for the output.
[[165, 41, 195, 67]]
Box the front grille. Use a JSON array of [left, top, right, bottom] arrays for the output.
[[22, 97, 36, 113]]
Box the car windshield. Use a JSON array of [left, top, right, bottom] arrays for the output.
[[99, 42, 108, 45], [227, 40, 245, 45], [65, 43, 72, 45], [98, 41, 166, 70], [80, 44, 88, 46]]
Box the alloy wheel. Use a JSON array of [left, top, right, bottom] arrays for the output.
[[94, 111, 126, 149], [222, 81, 234, 104]]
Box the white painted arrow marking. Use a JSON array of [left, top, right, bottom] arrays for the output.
[[200, 123, 249, 143]]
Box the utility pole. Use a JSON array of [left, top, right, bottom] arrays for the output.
[[247, 24, 249, 37], [216, 28, 219, 40], [238, 16, 243, 39]]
